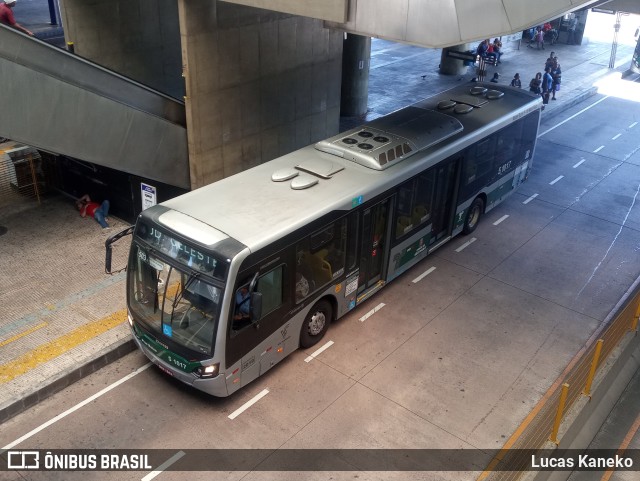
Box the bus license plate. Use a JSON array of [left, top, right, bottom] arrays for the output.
[[157, 363, 174, 377]]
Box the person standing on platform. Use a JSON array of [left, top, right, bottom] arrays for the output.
[[0, 0, 34, 36]]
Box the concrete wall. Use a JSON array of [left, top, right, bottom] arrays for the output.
[[178, 0, 343, 188], [60, 0, 184, 99]]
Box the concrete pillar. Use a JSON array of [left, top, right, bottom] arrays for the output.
[[439, 44, 474, 76], [178, 0, 343, 189], [340, 33, 370, 117]]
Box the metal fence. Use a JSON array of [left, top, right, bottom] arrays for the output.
[[482, 279, 640, 481], [0, 141, 45, 215]]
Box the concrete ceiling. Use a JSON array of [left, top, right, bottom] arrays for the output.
[[222, 0, 607, 48], [325, 0, 607, 48]]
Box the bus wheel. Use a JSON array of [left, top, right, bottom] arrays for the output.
[[300, 300, 332, 348], [463, 197, 484, 234]]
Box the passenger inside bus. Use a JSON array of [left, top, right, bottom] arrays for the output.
[[233, 286, 251, 329]]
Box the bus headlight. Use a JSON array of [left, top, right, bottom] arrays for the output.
[[197, 363, 220, 378]]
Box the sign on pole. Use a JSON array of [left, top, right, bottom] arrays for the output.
[[141, 183, 157, 211]]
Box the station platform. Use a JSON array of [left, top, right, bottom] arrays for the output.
[[1, 3, 639, 440]]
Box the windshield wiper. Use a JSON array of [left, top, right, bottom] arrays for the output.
[[171, 272, 200, 311]]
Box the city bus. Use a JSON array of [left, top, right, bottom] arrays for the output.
[[106, 82, 541, 397]]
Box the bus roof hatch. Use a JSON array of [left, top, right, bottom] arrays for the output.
[[314, 107, 463, 170]]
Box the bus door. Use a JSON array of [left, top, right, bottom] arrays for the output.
[[357, 197, 391, 294], [429, 159, 459, 246]]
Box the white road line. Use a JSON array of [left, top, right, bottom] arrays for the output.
[[612, 133, 622, 140], [549, 176, 564, 185], [493, 215, 509, 226], [228, 389, 269, 420], [573, 159, 586, 168], [523, 193, 538, 204], [1, 363, 152, 454], [594, 145, 605, 153], [359, 303, 386, 322], [538, 96, 608, 137], [455, 237, 476, 252], [412, 266, 436, 284], [304, 340, 334, 362], [629, 122, 638, 129], [141, 451, 186, 481]]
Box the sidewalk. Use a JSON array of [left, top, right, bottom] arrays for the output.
[[1, 21, 639, 422]]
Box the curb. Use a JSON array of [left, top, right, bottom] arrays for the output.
[[0, 338, 136, 424]]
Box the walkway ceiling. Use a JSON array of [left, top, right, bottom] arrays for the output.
[[223, 0, 602, 48]]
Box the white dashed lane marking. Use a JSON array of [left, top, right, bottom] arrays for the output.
[[412, 266, 436, 284], [359, 303, 386, 322], [455, 237, 476, 252], [523, 193, 538, 204], [493, 215, 509, 226], [549, 176, 564, 185], [304, 340, 334, 363], [573, 159, 586, 168], [228, 389, 269, 420]]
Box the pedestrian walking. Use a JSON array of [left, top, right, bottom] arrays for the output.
[[551, 58, 561, 100], [567, 16, 578, 45], [542, 67, 553, 108]]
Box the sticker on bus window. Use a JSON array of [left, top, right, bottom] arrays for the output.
[[163, 324, 173, 337], [345, 276, 358, 297], [149, 257, 165, 271]]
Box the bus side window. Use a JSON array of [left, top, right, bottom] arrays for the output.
[[232, 283, 252, 331], [256, 266, 284, 318], [296, 218, 347, 303]]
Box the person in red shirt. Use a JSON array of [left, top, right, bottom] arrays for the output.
[[0, 1, 34, 36], [76, 194, 111, 228]]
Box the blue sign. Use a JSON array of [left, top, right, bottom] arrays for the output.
[[162, 324, 173, 337]]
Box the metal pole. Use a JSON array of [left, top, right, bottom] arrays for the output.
[[609, 12, 621, 68], [47, 0, 58, 25], [550, 383, 570, 444], [27, 154, 41, 205], [583, 339, 604, 397]]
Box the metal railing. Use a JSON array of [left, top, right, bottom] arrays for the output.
[[480, 278, 640, 481], [0, 142, 44, 215]]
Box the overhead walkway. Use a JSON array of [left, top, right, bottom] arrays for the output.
[[0, 25, 190, 189]]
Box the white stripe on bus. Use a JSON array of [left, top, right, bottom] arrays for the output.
[[412, 266, 436, 284], [493, 215, 509, 226], [455, 237, 476, 252], [141, 451, 186, 481], [228, 389, 269, 420], [549, 176, 564, 185], [359, 303, 386, 322], [304, 340, 334, 363], [523, 194, 538, 204]]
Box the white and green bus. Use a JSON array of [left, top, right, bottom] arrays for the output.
[[107, 82, 541, 396]]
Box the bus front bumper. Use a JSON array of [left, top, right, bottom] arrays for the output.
[[132, 328, 229, 397]]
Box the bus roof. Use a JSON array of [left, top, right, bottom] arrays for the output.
[[161, 82, 540, 253]]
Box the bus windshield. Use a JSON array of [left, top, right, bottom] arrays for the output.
[[128, 242, 222, 356]]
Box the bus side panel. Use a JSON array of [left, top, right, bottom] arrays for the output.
[[387, 227, 431, 282]]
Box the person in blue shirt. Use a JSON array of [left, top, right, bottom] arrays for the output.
[[542, 67, 553, 109], [234, 286, 250, 322]]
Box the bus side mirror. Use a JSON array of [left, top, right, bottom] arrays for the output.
[[250, 292, 262, 322], [104, 225, 135, 274], [105, 244, 113, 274]]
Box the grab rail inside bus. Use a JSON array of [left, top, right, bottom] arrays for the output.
[[105, 225, 135, 274]]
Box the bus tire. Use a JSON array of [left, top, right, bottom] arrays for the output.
[[300, 299, 332, 348], [463, 197, 484, 234]]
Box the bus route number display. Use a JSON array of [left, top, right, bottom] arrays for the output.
[[137, 224, 227, 279]]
